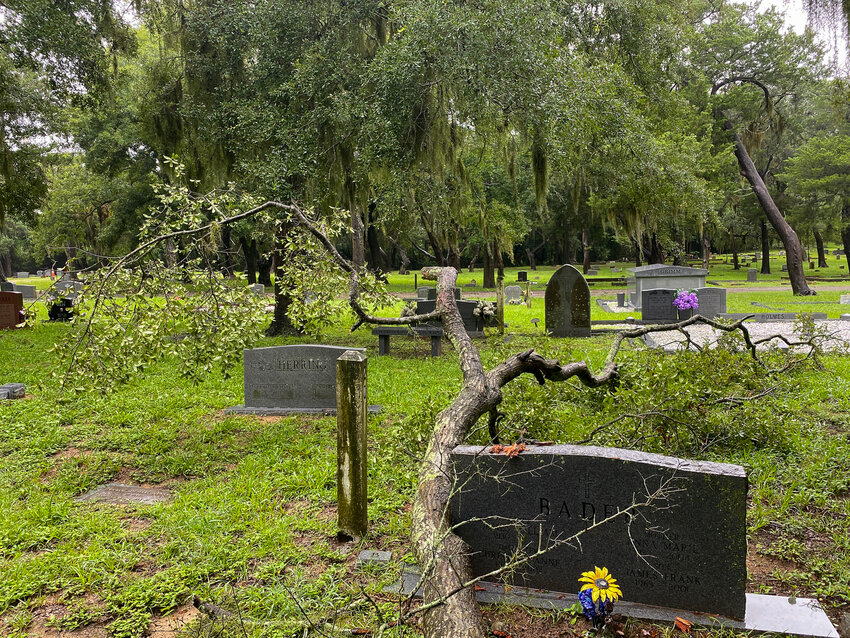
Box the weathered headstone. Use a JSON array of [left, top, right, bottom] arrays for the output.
[[0, 282, 14, 292], [249, 283, 265, 295], [695, 287, 726, 319], [76, 483, 172, 505], [0, 383, 26, 399], [227, 345, 378, 415], [505, 285, 523, 302], [747, 269, 757, 282], [0, 291, 24, 329], [56, 281, 84, 297], [587, 269, 599, 276], [616, 292, 625, 307], [841, 294, 850, 305], [517, 271, 528, 282], [544, 265, 591, 338], [15, 272, 28, 279], [627, 265, 707, 309], [416, 299, 492, 334], [337, 350, 368, 540], [13, 284, 36, 299], [754, 312, 827, 322], [640, 288, 677, 322], [417, 286, 432, 299], [451, 444, 748, 619], [781, 265, 788, 272]]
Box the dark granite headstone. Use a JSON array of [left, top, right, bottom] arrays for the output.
[[0, 291, 24, 329], [617, 292, 625, 307], [544, 265, 591, 337], [0, 282, 13, 291], [451, 444, 748, 620], [229, 345, 372, 414], [694, 287, 726, 319], [640, 289, 677, 321], [517, 271, 528, 282]]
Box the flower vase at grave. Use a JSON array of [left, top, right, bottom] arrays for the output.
[[678, 308, 693, 320]]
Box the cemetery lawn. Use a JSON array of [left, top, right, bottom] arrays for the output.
[[1, 316, 849, 637]]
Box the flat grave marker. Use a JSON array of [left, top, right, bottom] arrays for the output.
[[76, 483, 172, 505]]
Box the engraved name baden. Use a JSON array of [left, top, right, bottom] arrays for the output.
[[450, 444, 747, 619]]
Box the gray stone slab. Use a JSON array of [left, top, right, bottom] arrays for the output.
[[75, 483, 172, 505], [0, 282, 13, 292], [544, 265, 591, 337], [0, 383, 26, 398], [357, 550, 392, 568], [15, 272, 29, 279], [641, 288, 678, 321], [450, 444, 748, 619], [841, 295, 850, 305], [842, 314, 850, 321], [694, 287, 726, 318], [754, 312, 828, 322], [747, 268, 758, 282], [238, 345, 368, 412], [386, 571, 837, 637], [248, 283, 265, 295], [13, 284, 36, 299], [504, 285, 523, 301]]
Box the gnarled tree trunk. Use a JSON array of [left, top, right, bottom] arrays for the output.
[[814, 230, 827, 268], [761, 221, 771, 274]]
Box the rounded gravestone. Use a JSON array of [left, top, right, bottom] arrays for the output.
[[544, 264, 591, 337]]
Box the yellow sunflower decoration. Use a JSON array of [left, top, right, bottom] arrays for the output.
[[578, 566, 622, 603]]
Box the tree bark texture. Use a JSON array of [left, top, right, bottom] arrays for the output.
[[761, 221, 771, 274], [482, 248, 495, 288], [814, 230, 827, 268], [843, 204, 850, 272], [701, 231, 711, 270], [730, 132, 813, 294], [266, 225, 300, 337], [581, 227, 591, 274]]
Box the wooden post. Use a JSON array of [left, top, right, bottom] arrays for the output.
[[336, 350, 368, 540], [496, 276, 505, 335], [525, 281, 531, 308]]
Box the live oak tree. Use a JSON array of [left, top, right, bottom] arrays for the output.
[[691, 1, 826, 294]]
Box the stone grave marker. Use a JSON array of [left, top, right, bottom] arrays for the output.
[[15, 272, 29, 279], [627, 264, 707, 310], [0, 383, 26, 399], [0, 291, 24, 329], [249, 283, 265, 295], [417, 286, 431, 299], [416, 298, 492, 334], [14, 284, 36, 299], [0, 282, 14, 292], [695, 287, 726, 319], [451, 444, 748, 619], [754, 312, 827, 322], [640, 288, 677, 322], [544, 265, 591, 338], [504, 285, 523, 302], [747, 268, 757, 282], [841, 294, 850, 305], [76, 483, 172, 505], [226, 345, 379, 415], [616, 292, 625, 307], [517, 271, 528, 282], [781, 264, 788, 272]]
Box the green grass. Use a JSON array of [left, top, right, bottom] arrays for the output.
[[2, 271, 850, 636]]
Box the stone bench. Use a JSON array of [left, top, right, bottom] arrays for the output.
[[372, 326, 444, 357]]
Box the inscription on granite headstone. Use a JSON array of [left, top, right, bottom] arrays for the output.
[[451, 444, 747, 620], [695, 287, 726, 319], [641, 289, 677, 321], [0, 291, 24, 329], [242, 345, 365, 411], [544, 265, 591, 338]]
